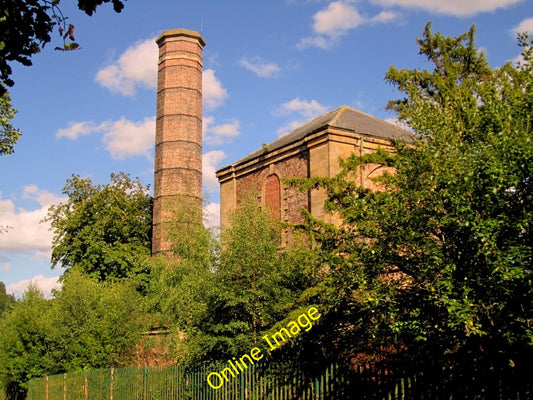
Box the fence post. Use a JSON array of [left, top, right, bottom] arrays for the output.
[[143, 365, 148, 400], [240, 368, 246, 400], [45, 376, 48, 400], [315, 376, 320, 399], [84, 371, 88, 399], [110, 368, 114, 400], [63, 373, 67, 400]]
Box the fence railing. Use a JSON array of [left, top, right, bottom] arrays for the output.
[[25, 360, 532, 400]]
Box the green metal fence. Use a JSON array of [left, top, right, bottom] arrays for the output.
[[26, 363, 340, 400], [25, 361, 532, 400]]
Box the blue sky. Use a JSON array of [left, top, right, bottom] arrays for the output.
[[1, 0, 532, 296]]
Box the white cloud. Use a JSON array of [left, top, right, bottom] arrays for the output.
[[510, 17, 533, 35], [277, 97, 329, 118], [371, 0, 524, 17], [203, 150, 227, 191], [384, 117, 411, 130], [239, 57, 281, 78], [102, 117, 155, 160], [56, 121, 107, 140], [204, 202, 220, 229], [56, 117, 155, 160], [23, 185, 63, 207], [313, 1, 365, 37], [95, 37, 229, 110], [6, 275, 61, 299], [203, 69, 229, 110], [95, 38, 158, 96], [275, 98, 329, 136], [369, 10, 403, 24], [298, 1, 402, 49], [203, 116, 241, 145], [297, 36, 332, 50], [277, 119, 308, 136], [0, 187, 64, 255]]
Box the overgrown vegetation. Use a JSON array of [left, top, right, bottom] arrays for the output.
[[147, 197, 313, 363], [288, 23, 533, 390], [1, 24, 531, 399]]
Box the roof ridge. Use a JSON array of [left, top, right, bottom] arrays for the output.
[[218, 104, 414, 170], [277, 106, 340, 140], [329, 105, 348, 127]]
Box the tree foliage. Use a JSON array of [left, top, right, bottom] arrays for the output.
[[291, 23, 533, 383], [0, 285, 54, 400], [0, 0, 126, 93], [45, 173, 152, 285], [0, 282, 15, 317], [190, 198, 306, 362], [146, 197, 218, 360], [49, 268, 145, 370], [0, 273, 144, 398], [148, 197, 312, 363], [0, 91, 21, 155]]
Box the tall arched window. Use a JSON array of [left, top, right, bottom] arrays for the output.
[[264, 174, 281, 220]]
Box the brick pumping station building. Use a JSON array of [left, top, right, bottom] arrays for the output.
[[151, 28, 411, 254]]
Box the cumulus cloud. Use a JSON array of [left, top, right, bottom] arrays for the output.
[[277, 98, 329, 118], [7, 275, 61, 299], [102, 117, 155, 160], [203, 150, 227, 191], [297, 36, 331, 50], [510, 17, 533, 35], [371, 0, 524, 17], [313, 1, 365, 37], [298, 1, 402, 49], [275, 98, 329, 136], [204, 202, 220, 229], [203, 69, 229, 110], [95, 38, 158, 96], [203, 116, 241, 145], [0, 187, 63, 255], [239, 57, 281, 78], [56, 121, 107, 140], [56, 121, 105, 140], [56, 117, 155, 160], [277, 120, 309, 136], [369, 10, 403, 24], [95, 36, 229, 111]]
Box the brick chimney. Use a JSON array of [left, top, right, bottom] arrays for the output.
[[152, 29, 206, 255]]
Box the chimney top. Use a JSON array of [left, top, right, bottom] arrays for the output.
[[156, 28, 206, 48]]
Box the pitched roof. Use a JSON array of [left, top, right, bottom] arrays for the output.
[[223, 105, 414, 167]]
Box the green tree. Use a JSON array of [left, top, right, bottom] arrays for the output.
[[146, 197, 218, 361], [0, 0, 126, 93], [0, 92, 21, 155], [0, 282, 15, 317], [0, 285, 55, 400], [147, 197, 312, 363], [292, 24, 533, 387], [45, 173, 152, 285], [49, 268, 145, 370], [0, 275, 145, 398], [185, 198, 310, 362]]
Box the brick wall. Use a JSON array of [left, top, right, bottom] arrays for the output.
[[235, 150, 310, 225], [152, 29, 205, 255]]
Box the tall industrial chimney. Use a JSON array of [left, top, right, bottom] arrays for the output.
[[152, 29, 206, 255]]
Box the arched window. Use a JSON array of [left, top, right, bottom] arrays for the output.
[[264, 174, 281, 220]]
